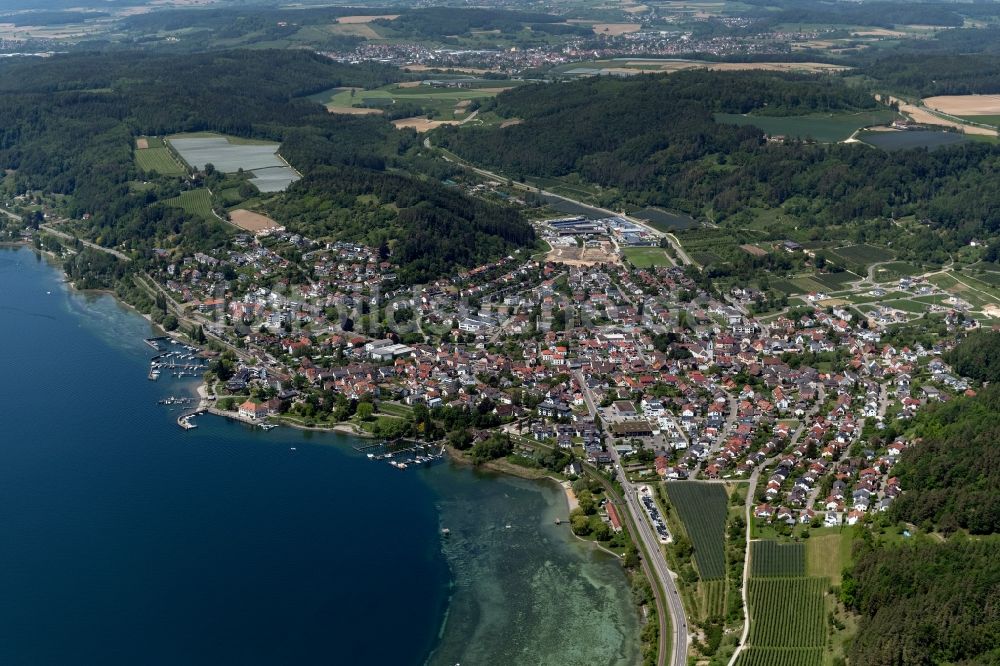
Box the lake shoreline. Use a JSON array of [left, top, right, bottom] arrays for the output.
[[3, 242, 644, 666]]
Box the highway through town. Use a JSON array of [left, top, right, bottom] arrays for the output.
[[575, 370, 689, 666]]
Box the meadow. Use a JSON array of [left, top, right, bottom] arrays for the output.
[[805, 532, 852, 584], [313, 82, 515, 121], [622, 246, 672, 268], [665, 482, 728, 580], [714, 110, 897, 142], [880, 298, 929, 314], [961, 115, 1000, 127]]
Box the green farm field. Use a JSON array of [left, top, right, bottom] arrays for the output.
[[135, 137, 185, 176], [665, 482, 728, 580], [882, 298, 934, 313], [810, 271, 859, 290], [164, 189, 214, 220], [735, 646, 824, 666], [747, 577, 829, 648], [790, 276, 829, 293], [632, 206, 697, 231], [714, 109, 898, 142], [961, 114, 1000, 127], [830, 243, 895, 269], [768, 278, 801, 296], [842, 290, 909, 305], [871, 261, 925, 279], [622, 246, 672, 268], [967, 266, 1000, 287], [750, 541, 806, 577], [698, 578, 727, 621], [690, 251, 723, 266], [312, 83, 516, 119]]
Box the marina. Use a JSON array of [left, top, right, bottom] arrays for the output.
[[147, 347, 209, 381], [355, 439, 448, 469]]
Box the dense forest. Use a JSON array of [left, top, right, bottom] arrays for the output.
[[437, 71, 1000, 256], [744, 0, 965, 30], [862, 54, 1000, 96], [841, 378, 1000, 665], [888, 385, 1000, 534], [945, 330, 1000, 383], [266, 165, 535, 284], [0, 49, 532, 279], [842, 534, 1000, 666]]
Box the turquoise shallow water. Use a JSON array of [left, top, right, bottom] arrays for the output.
[[0, 247, 639, 665]]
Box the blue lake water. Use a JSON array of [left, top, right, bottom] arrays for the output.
[[0, 247, 639, 665]]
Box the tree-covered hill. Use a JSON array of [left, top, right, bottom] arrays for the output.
[[889, 384, 1000, 535], [945, 330, 1000, 384], [862, 54, 1000, 97], [841, 383, 1000, 665], [118, 6, 395, 53], [0, 50, 534, 279], [0, 49, 404, 205], [842, 534, 1000, 666], [744, 0, 965, 31], [266, 166, 535, 284], [436, 71, 1000, 256]]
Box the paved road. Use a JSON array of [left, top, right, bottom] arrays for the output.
[[575, 371, 689, 666], [1, 208, 132, 261], [728, 385, 825, 666], [693, 396, 737, 477], [40, 220, 133, 262]]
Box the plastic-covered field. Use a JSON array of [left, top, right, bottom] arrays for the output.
[[169, 136, 299, 192]]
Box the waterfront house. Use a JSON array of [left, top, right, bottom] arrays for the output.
[[238, 400, 270, 420]]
